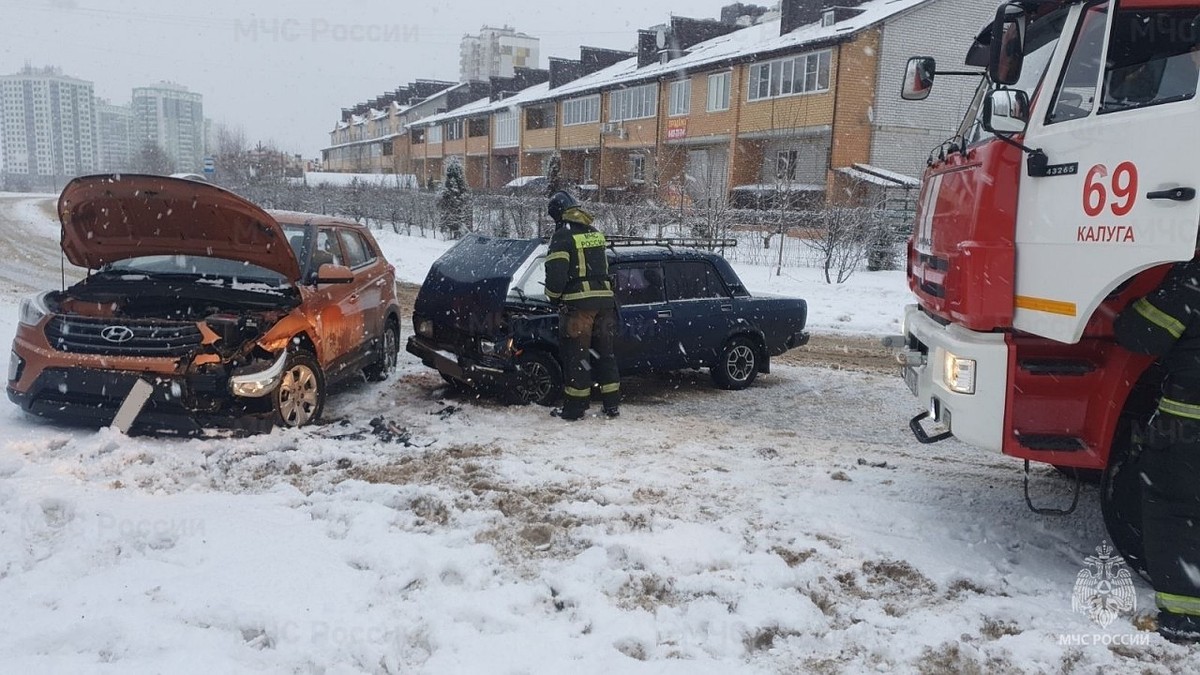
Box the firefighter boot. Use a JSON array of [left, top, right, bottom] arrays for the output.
[[1158, 611, 1200, 643], [553, 398, 588, 421]]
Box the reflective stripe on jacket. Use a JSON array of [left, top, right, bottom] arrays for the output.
[[544, 223, 616, 310]]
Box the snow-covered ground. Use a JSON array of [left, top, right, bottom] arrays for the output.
[[0, 195, 1195, 673]]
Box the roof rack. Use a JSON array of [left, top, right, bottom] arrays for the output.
[[606, 236, 738, 250]]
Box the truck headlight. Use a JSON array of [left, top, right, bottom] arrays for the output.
[[942, 351, 976, 395], [18, 293, 50, 327], [230, 352, 288, 398], [416, 319, 433, 338]]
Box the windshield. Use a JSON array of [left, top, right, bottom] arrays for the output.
[[104, 255, 290, 288], [962, 9, 1068, 146], [282, 224, 312, 267], [510, 252, 551, 302]]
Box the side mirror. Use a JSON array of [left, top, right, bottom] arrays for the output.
[[982, 89, 1031, 134], [315, 263, 355, 285], [990, 3, 1026, 85], [902, 57, 937, 101]]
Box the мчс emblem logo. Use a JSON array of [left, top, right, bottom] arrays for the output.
[[1072, 541, 1137, 628]]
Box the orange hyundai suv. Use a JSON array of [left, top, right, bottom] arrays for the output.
[[6, 174, 401, 432]]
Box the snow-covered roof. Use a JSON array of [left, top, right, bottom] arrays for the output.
[[417, 97, 494, 127], [369, 108, 388, 121], [297, 172, 418, 189], [404, 0, 930, 129], [732, 182, 824, 192], [836, 163, 920, 187], [322, 133, 402, 151]]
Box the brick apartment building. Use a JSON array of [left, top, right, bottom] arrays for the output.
[[323, 0, 993, 206]]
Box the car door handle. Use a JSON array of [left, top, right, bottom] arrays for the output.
[[720, 303, 733, 312], [657, 310, 672, 318], [349, 293, 360, 302], [1147, 187, 1196, 201]]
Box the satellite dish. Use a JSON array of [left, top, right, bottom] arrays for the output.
[[655, 28, 666, 49]]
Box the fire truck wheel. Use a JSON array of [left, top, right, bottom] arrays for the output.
[[1052, 465, 1102, 484], [1100, 417, 1150, 582]]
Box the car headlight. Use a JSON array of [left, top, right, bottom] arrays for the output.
[[416, 319, 433, 338], [18, 293, 50, 327], [230, 352, 288, 398], [942, 350, 976, 395], [479, 337, 514, 355]]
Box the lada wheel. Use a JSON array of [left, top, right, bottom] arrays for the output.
[[511, 350, 562, 406], [364, 320, 399, 382], [274, 350, 326, 427], [711, 336, 759, 390]]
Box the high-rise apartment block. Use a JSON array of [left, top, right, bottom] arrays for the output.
[[0, 65, 98, 190], [459, 26, 540, 82]]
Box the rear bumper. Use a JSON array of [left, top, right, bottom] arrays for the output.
[[901, 305, 1008, 451]]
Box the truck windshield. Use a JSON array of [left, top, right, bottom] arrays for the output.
[[960, 9, 1068, 146]]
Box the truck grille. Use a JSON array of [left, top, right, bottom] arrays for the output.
[[45, 316, 203, 357]]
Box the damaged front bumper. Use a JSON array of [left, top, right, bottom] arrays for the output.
[[7, 366, 276, 434], [406, 335, 515, 388]]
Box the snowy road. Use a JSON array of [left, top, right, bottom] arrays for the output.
[[0, 194, 1194, 673]]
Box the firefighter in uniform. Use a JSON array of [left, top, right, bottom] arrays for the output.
[[543, 191, 620, 421], [1114, 258, 1200, 641]]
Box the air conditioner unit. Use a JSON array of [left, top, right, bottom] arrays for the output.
[[616, 127, 628, 140], [601, 122, 618, 134]]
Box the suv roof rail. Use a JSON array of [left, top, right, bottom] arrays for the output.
[[605, 236, 738, 250]]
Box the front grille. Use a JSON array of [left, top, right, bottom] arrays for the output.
[[45, 316, 203, 357]]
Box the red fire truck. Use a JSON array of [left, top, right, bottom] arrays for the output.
[[899, 0, 1200, 574]]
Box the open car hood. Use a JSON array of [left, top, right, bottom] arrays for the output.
[[415, 234, 541, 335], [58, 174, 301, 281]]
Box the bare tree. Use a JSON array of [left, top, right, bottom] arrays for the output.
[[804, 207, 875, 284], [132, 141, 175, 175], [214, 123, 253, 187]]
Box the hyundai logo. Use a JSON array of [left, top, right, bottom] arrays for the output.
[[100, 325, 135, 343]]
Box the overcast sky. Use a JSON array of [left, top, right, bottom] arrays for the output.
[[1, 0, 740, 159]]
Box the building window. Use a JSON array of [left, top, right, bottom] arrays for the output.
[[382, 141, 393, 156], [747, 50, 832, 101], [526, 104, 556, 130], [821, 10, 836, 27], [707, 72, 731, 112], [494, 109, 519, 148], [668, 79, 691, 117], [562, 95, 600, 126], [468, 118, 489, 137], [609, 84, 657, 122], [583, 156, 595, 183], [630, 154, 646, 183], [776, 150, 799, 181], [446, 120, 464, 141], [411, 128, 425, 144], [427, 124, 442, 143]]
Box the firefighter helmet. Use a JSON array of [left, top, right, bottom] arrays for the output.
[[548, 191, 578, 223]]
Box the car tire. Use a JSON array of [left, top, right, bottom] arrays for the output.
[[510, 350, 562, 406], [711, 336, 760, 390], [364, 320, 399, 382], [273, 349, 325, 428]]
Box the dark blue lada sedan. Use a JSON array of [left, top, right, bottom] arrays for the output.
[[406, 234, 808, 405]]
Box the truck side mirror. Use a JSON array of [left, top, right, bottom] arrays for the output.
[[902, 57, 937, 101], [982, 89, 1031, 134], [990, 4, 1026, 85]]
